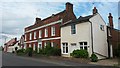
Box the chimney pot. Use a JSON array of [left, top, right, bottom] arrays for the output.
[[93, 7, 98, 15], [35, 17, 42, 24], [108, 13, 113, 28], [109, 13, 111, 16]]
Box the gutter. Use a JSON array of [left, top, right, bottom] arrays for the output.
[[89, 21, 94, 53], [106, 27, 110, 58]]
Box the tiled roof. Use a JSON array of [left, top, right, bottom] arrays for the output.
[[61, 15, 94, 27], [25, 10, 66, 31]]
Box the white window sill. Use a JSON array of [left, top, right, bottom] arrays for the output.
[[62, 53, 69, 54]]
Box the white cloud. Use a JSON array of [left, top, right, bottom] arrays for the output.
[[1, 0, 120, 2], [0, 2, 119, 46]]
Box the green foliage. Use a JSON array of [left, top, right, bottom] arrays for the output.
[[25, 47, 33, 54], [37, 41, 61, 56], [24, 47, 33, 57], [90, 53, 98, 62], [70, 49, 89, 58], [16, 49, 25, 53], [16, 49, 25, 55]]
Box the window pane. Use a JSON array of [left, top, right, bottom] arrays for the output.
[[84, 46, 87, 50], [66, 43, 68, 45], [80, 42, 83, 45], [80, 46, 83, 49], [84, 42, 87, 45], [66, 47, 68, 53], [71, 24, 76, 34], [62, 43, 65, 46]]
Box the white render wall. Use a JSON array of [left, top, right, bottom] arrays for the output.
[[90, 13, 108, 59], [61, 22, 92, 57], [7, 42, 21, 53], [61, 13, 108, 59]]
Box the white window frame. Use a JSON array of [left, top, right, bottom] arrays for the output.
[[29, 33, 32, 40], [44, 42, 47, 48], [51, 26, 55, 36], [71, 24, 76, 34], [39, 30, 42, 38], [62, 43, 68, 54], [33, 44, 36, 51], [100, 25, 104, 31], [51, 42, 54, 47], [45, 28, 48, 37], [38, 42, 42, 49], [79, 42, 88, 50], [29, 44, 32, 47], [34, 31, 36, 39]]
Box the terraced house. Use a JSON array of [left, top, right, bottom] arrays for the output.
[[24, 2, 76, 51]]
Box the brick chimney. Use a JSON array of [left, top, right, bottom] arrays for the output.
[[93, 7, 98, 15], [15, 38, 17, 42], [66, 2, 73, 12], [35, 17, 42, 24], [108, 13, 113, 28]]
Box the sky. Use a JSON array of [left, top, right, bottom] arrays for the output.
[[0, 0, 119, 46]]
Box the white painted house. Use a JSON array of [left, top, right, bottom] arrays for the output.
[[7, 41, 21, 53], [61, 7, 108, 59], [4, 38, 22, 53]]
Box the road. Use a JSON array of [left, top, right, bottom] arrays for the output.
[[2, 52, 96, 66]]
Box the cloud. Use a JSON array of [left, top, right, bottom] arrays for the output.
[[0, 2, 119, 46], [1, 0, 120, 2]]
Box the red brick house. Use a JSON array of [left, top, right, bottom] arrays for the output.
[[24, 2, 76, 51], [107, 13, 120, 58]]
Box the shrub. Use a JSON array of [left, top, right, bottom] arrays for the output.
[[38, 48, 44, 54], [40, 43, 61, 56], [16, 49, 25, 53], [90, 53, 98, 62], [71, 49, 88, 58], [52, 47, 61, 56], [25, 47, 33, 57], [16, 49, 25, 55]]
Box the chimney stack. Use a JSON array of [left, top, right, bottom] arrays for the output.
[[108, 13, 113, 28], [35, 17, 42, 24], [93, 7, 98, 15], [15, 38, 17, 42], [66, 2, 73, 12]]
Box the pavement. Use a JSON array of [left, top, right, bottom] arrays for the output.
[[89, 58, 119, 66]]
